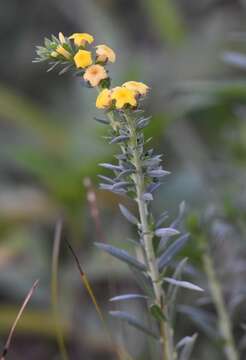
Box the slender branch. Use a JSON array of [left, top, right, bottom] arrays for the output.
[[202, 251, 239, 360]]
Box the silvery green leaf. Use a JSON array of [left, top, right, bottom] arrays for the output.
[[99, 163, 122, 171], [167, 258, 188, 321], [171, 201, 186, 229], [94, 117, 109, 125], [136, 117, 151, 129], [95, 243, 146, 271], [98, 175, 114, 184], [109, 311, 159, 339], [155, 227, 180, 238], [110, 294, 147, 302], [156, 211, 169, 228], [58, 64, 72, 75], [99, 183, 114, 191], [148, 169, 170, 178], [147, 182, 161, 193], [158, 234, 189, 271], [110, 135, 129, 144], [112, 181, 130, 190], [178, 306, 219, 340], [119, 204, 138, 225], [163, 278, 204, 292], [47, 61, 60, 72], [223, 51, 246, 69], [129, 266, 154, 298], [177, 333, 198, 360], [142, 193, 153, 201], [116, 168, 134, 179]]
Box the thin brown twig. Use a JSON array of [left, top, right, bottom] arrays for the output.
[[0, 279, 39, 360]]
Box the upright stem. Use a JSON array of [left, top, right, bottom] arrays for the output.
[[202, 251, 238, 360], [125, 112, 173, 360]]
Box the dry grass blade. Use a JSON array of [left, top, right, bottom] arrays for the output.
[[0, 279, 39, 360], [65, 239, 134, 360], [51, 220, 69, 360]]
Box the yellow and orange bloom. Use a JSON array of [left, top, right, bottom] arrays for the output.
[[96, 89, 112, 109], [55, 45, 71, 60], [122, 81, 149, 96], [83, 64, 108, 87], [96, 44, 116, 63], [74, 50, 93, 69], [111, 86, 137, 109], [69, 33, 94, 47]]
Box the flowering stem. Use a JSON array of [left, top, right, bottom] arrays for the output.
[[124, 111, 173, 360], [202, 250, 238, 360]]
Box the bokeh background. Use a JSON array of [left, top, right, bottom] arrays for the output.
[[1, 0, 246, 359]]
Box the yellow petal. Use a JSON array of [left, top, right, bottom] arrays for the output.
[[56, 45, 71, 60], [74, 50, 93, 69], [83, 64, 108, 87], [122, 81, 149, 96], [111, 87, 137, 109], [96, 89, 112, 109], [69, 33, 94, 47], [96, 44, 116, 63]]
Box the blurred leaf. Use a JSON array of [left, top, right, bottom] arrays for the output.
[[110, 311, 159, 339], [143, 0, 185, 44], [95, 243, 147, 271]]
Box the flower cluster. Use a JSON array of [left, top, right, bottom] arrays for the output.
[[34, 32, 149, 110]]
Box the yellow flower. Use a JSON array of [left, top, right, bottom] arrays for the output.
[[96, 89, 112, 109], [96, 44, 116, 63], [56, 45, 71, 60], [122, 81, 149, 96], [58, 32, 66, 44], [111, 87, 137, 109], [69, 33, 94, 47], [83, 64, 108, 87], [74, 50, 93, 68]]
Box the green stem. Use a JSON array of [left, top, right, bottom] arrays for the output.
[[202, 251, 238, 360], [124, 112, 173, 360]]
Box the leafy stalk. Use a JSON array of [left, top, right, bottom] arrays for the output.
[[202, 250, 238, 360]]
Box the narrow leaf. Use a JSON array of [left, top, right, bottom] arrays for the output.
[[163, 278, 204, 292], [119, 204, 138, 225], [110, 294, 148, 302], [155, 227, 179, 238], [99, 163, 122, 171], [110, 135, 129, 144], [109, 311, 159, 340], [148, 169, 170, 178], [94, 117, 109, 125], [158, 234, 189, 271], [178, 333, 198, 360], [95, 243, 146, 271]]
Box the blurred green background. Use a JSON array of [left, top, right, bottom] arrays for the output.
[[0, 0, 246, 359]]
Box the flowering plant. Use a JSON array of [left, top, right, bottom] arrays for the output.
[[34, 31, 204, 360]]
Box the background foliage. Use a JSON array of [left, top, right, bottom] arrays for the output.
[[0, 0, 246, 359]]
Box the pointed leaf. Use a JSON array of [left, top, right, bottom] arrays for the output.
[[99, 163, 122, 171], [109, 311, 159, 339], [155, 227, 180, 238], [95, 243, 146, 271], [178, 333, 198, 360], [163, 278, 204, 292], [158, 234, 189, 271], [119, 204, 138, 225], [110, 294, 147, 302]]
